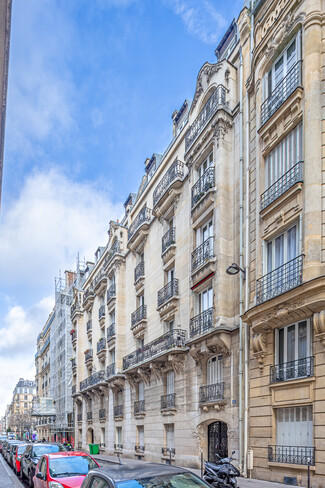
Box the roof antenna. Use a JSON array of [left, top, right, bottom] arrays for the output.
[[117, 452, 122, 465]]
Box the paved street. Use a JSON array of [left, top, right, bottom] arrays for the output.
[[0, 454, 24, 488]]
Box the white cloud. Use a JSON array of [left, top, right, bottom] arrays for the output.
[[163, 0, 228, 44]]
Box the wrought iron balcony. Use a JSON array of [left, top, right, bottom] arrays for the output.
[[162, 447, 175, 456], [128, 207, 152, 242], [87, 411, 92, 420], [256, 255, 304, 304], [157, 279, 179, 308], [261, 162, 303, 211], [71, 303, 81, 318], [192, 236, 214, 272], [104, 240, 121, 268], [268, 445, 315, 466], [185, 85, 228, 151], [83, 288, 94, 306], [97, 338, 106, 353], [80, 369, 106, 391], [114, 405, 123, 417], [94, 269, 107, 289], [270, 356, 314, 384], [162, 228, 175, 255], [84, 348, 93, 363], [107, 323, 115, 341], [199, 383, 224, 403], [114, 443, 123, 450], [191, 167, 215, 208], [153, 160, 185, 208], [190, 308, 213, 338], [99, 408, 106, 420], [99, 305, 105, 321], [134, 400, 145, 414], [135, 445, 145, 454], [87, 320, 92, 332], [77, 414, 82, 422], [134, 261, 145, 283], [107, 283, 116, 303], [161, 393, 176, 410], [70, 330, 77, 342], [261, 61, 302, 127], [107, 363, 115, 379], [123, 329, 186, 370], [72, 385, 76, 395], [71, 358, 77, 369], [131, 304, 147, 328]]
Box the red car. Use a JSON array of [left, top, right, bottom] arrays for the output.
[[14, 443, 28, 475], [33, 451, 100, 488]]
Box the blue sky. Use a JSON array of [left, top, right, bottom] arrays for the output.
[[0, 0, 243, 416]]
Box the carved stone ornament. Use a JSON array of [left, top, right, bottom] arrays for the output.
[[313, 310, 325, 347], [137, 367, 151, 387], [191, 63, 221, 112], [168, 354, 185, 375], [264, 11, 305, 62], [207, 332, 231, 356], [212, 119, 231, 148], [150, 362, 166, 383], [191, 425, 205, 451], [252, 333, 267, 372], [189, 344, 207, 366]]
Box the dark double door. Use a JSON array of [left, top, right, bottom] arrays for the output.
[[208, 421, 228, 462]]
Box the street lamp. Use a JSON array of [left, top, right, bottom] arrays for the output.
[[226, 262, 246, 278]]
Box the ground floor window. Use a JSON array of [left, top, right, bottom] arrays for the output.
[[208, 421, 228, 462], [276, 406, 313, 447]]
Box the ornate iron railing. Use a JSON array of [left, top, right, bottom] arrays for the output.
[[162, 447, 176, 456], [185, 85, 228, 151], [114, 405, 123, 417], [192, 236, 214, 272], [123, 329, 186, 370], [131, 304, 147, 328], [190, 308, 214, 338], [199, 382, 224, 403], [261, 61, 302, 126], [114, 444, 123, 450], [191, 167, 215, 208], [71, 330, 77, 342], [128, 207, 152, 242], [80, 369, 106, 391], [135, 445, 145, 453], [162, 228, 176, 254], [107, 363, 115, 379], [71, 303, 81, 317], [72, 385, 76, 395], [71, 358, 77, 369], [99, 409, 106, 419], [268, 445, 315, 466], [94, 269, 107, 289], [161, 393, 176, 410], [256, 255, 304, 304], [157, 279, 179, 308], [87, 411, 92, 420], [83, 288, 94, 306], [99, 304, 105, 320], [107, 283, 116, 303], [84, 348, 93, 362], [153, 160, 185, 207], [134, 261, 145, 282], [104, 240, 121, 268], [97, 337, 106, 353], [134, 400, 145, 414], [87, 320, 92, 332], [270, 356, 314, 384], [77, 414, 82, 422], [107, 323, 115, 340], [261, 162, 303, 210]]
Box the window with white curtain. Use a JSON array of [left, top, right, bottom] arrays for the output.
[[207, 355, 223, 385], [275, 320, 311, 365], [165, 424, 174, 449], [166, 371, 174, 395], [198, 286, 213, 314], [264, 223, 299, 274], [276, 406, 312, 447]]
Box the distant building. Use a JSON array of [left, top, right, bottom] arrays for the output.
[[9, 378, 36, 437]]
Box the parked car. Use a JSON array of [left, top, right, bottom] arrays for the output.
[[13, 443, 29, 475], [80, 463, 213, 488], [3, 440, 16, 463], [0, 435, 7, 453], [33, 451, 100, 488], [9, 442, 22, 468], [21, 442, 67, 487]]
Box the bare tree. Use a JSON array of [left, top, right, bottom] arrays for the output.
[[9, 411, 35, 439]]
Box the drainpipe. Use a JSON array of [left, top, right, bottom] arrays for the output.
[[238, 48, 244, 475]]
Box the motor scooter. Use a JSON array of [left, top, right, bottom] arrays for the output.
[[203, 451, 240, 488]]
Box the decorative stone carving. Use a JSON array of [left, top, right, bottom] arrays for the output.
[[168, 354, 185, 375], [137, 367, 151, 387], [191, 425, 205, 451], [314, 310, 325, 347], [264, 11, 305, 63], [189, 344, 207, 366], [213, 119, 231, 148], [252, 333, 267, 371], [191, 63, 221, 111], [207, 332, 231, 356], [150, 362, 166, 383]]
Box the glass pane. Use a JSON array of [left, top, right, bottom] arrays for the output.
[[274, 56, 284, 86], [298, 321, 307, 359], [286, 40, 297, 71], [287, 226, 297, 261], [287, 325, 296, 362], [279, 328, 284, 365], [275, 234, 284, 267]]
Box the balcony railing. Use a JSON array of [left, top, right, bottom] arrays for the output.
[[270, 356, 314, 384], [162, 228, 175, 255], [190, 308, 213, 338], [71, 303, 81, 317], [99, 408, 106, 419], [185, 85, 228, 151], [104, 240, 121, 268], [123, 329, 186, 370], [107, 363, 115, 379], [134, 400, 145, 414], [87, 320, 92, 332], [191, 167, 215, 208], [199, 382, 224, 403], [131, 305, 147, 328], [99, 304, 105, 320], [71, 330, 77, 342], [83, 288, 94, 306], [192, 236, 214, 272], [77, 414, 82, 422], [135, 445, 145, 454], [114, 443, 123, 450], [107, 283, 116, 303], [128, 207, 152, 242], [162, 447, 175, 456], [256, 255, 304, 304], [71, 358, 76, 369], [268, 445, 315, 466], [134, 261, 145, 283], [161, 393, 176, 410], [80, 370, 106, 391], [114, 405, 123, 417], [157, 279, 179, 308], [84, 348, 93, 362], [153, 160, 185, 207], [261, 162, 303, 210], [107, 323, 116, 341], [261, 61, 302, 127], [97, 338, 106, 353], [94, 269, 107, 289]]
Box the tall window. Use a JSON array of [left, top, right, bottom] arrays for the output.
[[198, 152, 213, 179], [276, 406, 312, 448], [198, 286, 213, 314], [166, 371, 174, 395], [275, 320, 311, 365], [116, 426, 122, 445], [138, 381, 144, 401], [265, 224, 298, 274], [137, 425, 144, 447], [197, 219, 213, 246], [207, 355, 223, 385], [165, 424, 174, 450]]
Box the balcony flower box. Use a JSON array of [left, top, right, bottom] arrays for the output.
[[84, 349, 90, 354], [70, 329, 75, 335]]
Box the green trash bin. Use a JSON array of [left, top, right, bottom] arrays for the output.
[[89, 444, 99, 455]]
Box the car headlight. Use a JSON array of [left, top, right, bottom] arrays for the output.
[[49, 482, 64, 488]]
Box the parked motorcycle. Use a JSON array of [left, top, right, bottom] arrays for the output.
[[203, 451, 240, 488]]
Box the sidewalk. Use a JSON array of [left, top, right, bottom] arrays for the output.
[[93, 453, 300, 488], [0, 455, 23, 488]]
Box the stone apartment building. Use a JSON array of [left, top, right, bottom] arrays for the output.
[[8, 378, 36, 437]]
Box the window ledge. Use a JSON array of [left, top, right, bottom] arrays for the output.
[[268, 462, 315, 471], [269, 376, 315, 388]]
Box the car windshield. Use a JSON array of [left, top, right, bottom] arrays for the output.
[[116, 473, 210, 488], [33, 445, 60, 456], [49, 455, 98, 478], [17, 445, 27, 454]]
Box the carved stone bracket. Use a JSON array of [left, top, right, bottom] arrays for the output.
[[206, 332, 231, 356], [314, 310, 325, 347], [212, 118, 232, 149], [150, 361, 166, 383], [108, 376, 125, 391], [137, 367, 151, 387], [168, 354, 185, 375], [189, 344, 208, 366], [252, 333, 267, 372]]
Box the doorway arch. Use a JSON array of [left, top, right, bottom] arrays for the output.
[[208, 421, 228, 462]]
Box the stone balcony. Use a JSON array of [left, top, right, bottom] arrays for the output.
[[84, 348, 93, 367], [191, 236, 216, 286], [134, 261, 145, 291], [107, 323, 116, 346], [127, 207, 152, 251], [191, 167, 216, 222], [161, 227, 176, 264], [71, 302, 83, 321], [106, 283, 116, 312], [131, 304, 147, 338], [114, 404, 123, 420], [93, 268, 107, 295], [80, 369, 106, 392], [157, 279, 179, 320], [161, 393, 176, 416], [134, 400, 145, 419], [99, 304, 106, 328], [199, 382, 225, 411], [83, 288, 94, 311], [97, 337, 107, 361], [87, 320, 92, 340], [152, 160, 185, 218]]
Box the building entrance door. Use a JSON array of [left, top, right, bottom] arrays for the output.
[[208, 421, 228, 462]]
